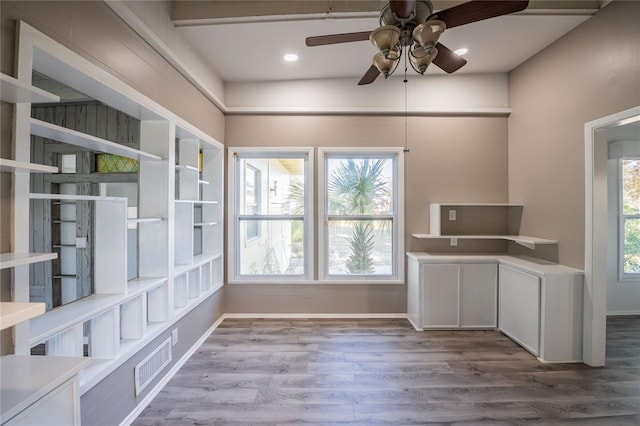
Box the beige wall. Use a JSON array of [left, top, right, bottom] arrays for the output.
[[225, 114, 509, 313], [0, 0, 225, 141], [508, 1, 640, 269]]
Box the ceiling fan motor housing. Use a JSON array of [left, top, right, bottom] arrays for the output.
[[380, 0, 434, 30]]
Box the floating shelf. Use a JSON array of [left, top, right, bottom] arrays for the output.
[[127, 217, 164, 224], [0, 158, 58, 173], [30, 118, 162, 161], [412, 234, 558, 249], [198, 179, 209, 185], [0, 73, 60, 103], [30, 193, 127, 202], [193, 222, 218, 227], [174, 199, 219, 205], [0, 253, 57, 270], [0, 302, 46, 330], [175, 165, 198, 172]]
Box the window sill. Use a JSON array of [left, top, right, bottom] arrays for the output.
[[228, 279, 404, 285]]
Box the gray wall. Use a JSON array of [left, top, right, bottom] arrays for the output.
[[224, 115, 509, 313], [508, 0, 640, 269]]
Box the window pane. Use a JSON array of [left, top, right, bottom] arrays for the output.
[[622, 159, 640, 215], [326, 158, 393, 216], [624, 217, 640, 274], [327, 220, 392, 276], [239, 220, 304, 275], [239, 158, 305, 216]]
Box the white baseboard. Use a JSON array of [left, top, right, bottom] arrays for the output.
[[221, 313, 408, 320]]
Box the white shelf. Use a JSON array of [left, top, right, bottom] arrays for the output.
[[0, 355, 91, 422], [0, 302, 46, 330], [127, 217, 164, 224], [0, 253, 57, 270], [175, 165, 198, 172], [198, 179, 209, 185], [174, 199, 219, 204], [0, 73, 60, 103], [126, 277, 167, 297], [30, 118, 162, 161], [30, 193, 127, 202], [430, 203, 523, 207], [0, 158, 58, 173], [412, 234, 558, 249], [193, 222, 218, 227]]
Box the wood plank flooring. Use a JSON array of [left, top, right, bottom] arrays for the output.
[[132, 316, 640, 425]]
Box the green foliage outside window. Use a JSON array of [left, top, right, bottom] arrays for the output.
[[622, 159, 640, 274]]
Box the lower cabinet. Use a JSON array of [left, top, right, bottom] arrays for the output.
[[498, 265, 541, 355], [421, 262, 497, 329]]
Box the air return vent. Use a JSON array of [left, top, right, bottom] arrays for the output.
[[134, 337, 172, 396]]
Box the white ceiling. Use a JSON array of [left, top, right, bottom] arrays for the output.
[[176, 11, 591, 83]]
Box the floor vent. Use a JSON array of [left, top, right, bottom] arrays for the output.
[[134, 337, 172, 396]]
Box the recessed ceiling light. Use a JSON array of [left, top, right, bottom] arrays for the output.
[[283, 53, 298, 62], [454, 48, 468, 56]]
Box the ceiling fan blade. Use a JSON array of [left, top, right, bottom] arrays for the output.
[[358, 65, 381, 85], [430, 0, 529, 29], [432, 43, 467, 73], [390, 0, 416, 20], [306, 31, 372, 47]]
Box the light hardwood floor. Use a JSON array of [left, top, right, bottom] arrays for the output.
[[133, 316, 640, 425]]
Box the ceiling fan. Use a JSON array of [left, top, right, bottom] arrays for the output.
[[305, 0, 530, 85]]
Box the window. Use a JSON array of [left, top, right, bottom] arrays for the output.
[[229, 148, 313, 282], [319, 148, 404, 282], [621, 158, 640, 278]]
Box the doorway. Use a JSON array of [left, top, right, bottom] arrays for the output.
[[584, 106, 640, 366]]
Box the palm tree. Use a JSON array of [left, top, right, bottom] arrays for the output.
[[328, 159, 390, 274]]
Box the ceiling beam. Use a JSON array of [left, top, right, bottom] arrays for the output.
[[172, 0, 600, 26]]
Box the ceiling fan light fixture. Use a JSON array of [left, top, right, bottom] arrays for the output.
[[373, 52, 398, 78], [370, 25, 401, 58], [409, 45, 437, 74], [412, 19, 446, 48]]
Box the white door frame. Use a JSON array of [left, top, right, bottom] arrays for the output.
[[584, 106, 640, 366]]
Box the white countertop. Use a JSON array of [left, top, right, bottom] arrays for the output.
[[406, 252, 583, 276], [0, 355, 91, 422]]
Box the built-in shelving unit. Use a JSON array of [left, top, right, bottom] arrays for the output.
[[413, 203, 558, 249], [1, 26, 225, 417]]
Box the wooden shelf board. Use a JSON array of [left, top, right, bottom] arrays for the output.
[[30, 193, 127, 202], [0, 355, 90, 422], [31, 118, 162, 161], [0, 302, 46, 330], [1, 73, 60, 103], [0, 158, 58, 173], [0, 252, 57, 270], [198, 180, 209, 185], [127, 217, 164, 224], [193, 222, 218, 227], [175, 164, 198, 172], [126, 277, 167, 297]]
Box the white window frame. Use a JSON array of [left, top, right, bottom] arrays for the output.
[[619, 157, 640, 280], [228, 147, 314, 283], [318, 147, 404, 284]]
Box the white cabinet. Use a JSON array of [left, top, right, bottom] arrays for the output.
[[498, 265, 541, 355], [415, 262, 497, 329], [407, 253, 584, 363], [498, 263, 584, 362]]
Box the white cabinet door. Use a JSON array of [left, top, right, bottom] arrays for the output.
[[499, 265, 541, 355], [460, 263, 497, 328], [422, 263, 459, 328]]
